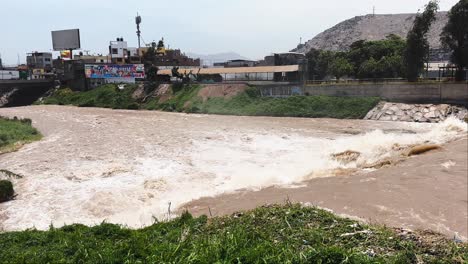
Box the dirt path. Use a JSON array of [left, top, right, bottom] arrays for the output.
[[0, 105, 466, 239]]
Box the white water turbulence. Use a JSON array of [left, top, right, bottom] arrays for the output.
[[0, 117, 466, 231]]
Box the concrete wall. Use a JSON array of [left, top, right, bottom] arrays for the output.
[[257, 82, 468, 106]]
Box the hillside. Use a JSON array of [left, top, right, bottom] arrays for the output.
[[293, 12, 449, 60]]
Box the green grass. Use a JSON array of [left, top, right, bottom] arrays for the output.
[[197, 92, 379, 119], [0, 117, 42, 154], [40, 85, 140, 110], [41, 84, 380, 119], [146, 85, 380, 119], [0, 204, 465, 263]]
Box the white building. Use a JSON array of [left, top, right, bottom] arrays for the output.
[[109, 38, 128, 64]]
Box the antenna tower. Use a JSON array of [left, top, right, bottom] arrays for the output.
[[136, 13, 142, 49]]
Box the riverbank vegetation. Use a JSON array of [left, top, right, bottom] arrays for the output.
[[0, 116, 42, 154], [0, 204, 465, 263], [148, 85, 379, 119], [39, 84, 379, 119], [306, 35, 407, 80], [40, 85, 140, 110]]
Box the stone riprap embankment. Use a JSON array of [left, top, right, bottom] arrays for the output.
[[365, 102, 468, 123]]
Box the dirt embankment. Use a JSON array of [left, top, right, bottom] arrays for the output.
[[197, 84, 247, 102]]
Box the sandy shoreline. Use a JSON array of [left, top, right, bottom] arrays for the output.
[[0, 105, 466, 240]]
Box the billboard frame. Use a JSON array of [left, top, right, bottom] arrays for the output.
[[51, 29, 81, 51]]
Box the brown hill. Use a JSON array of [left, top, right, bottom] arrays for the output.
[[293, 12, 449, 60]]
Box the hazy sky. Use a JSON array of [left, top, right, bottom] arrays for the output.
[[0, 0, 459, 65]]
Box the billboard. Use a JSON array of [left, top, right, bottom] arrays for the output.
[[85, 64, 145, 79], [60, 50, 71, 59], [52, 29, 81, 51]]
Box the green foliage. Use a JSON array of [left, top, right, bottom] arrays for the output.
[[329, 55, 353, 79], [150, 86, 380, 119], [0, 116, 42, 152], [0, 180, 14, 203], [194, 93, 379, 119], [350, 34, 407, 79], [405, 0, 439, 81], [441, 0, 468, 81], [40, 84, 378, 119], [41, 85, 140, 110], [0, 205, 465, 263], [306, 49, 335, 80], [306, 35, 407, 80]]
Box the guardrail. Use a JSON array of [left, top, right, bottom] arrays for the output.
[[305, 78, 468, 86]]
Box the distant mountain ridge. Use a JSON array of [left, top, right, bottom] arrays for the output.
[[293, 12, 449, 60], [186, 52, 251, 66]]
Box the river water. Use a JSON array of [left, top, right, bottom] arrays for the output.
[[0, 105, 466, 231]]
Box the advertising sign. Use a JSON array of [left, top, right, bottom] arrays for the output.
[[60, 50, 71, 59], [85, 64, 145, 79], [52, 29, 81, 51]]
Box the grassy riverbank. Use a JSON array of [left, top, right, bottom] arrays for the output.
[[152, 85, 379, 119], [0, 116, 42, 154], [0, 205, 465, 263], [40, 84, 379, 119], [40, 85, 140, 110]]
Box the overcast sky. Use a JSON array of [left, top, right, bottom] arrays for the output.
[[0, 0, 459, 65]]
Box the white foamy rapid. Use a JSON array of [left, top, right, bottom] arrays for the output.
[[0, 117, 466, 231]]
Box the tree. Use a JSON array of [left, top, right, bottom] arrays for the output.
[[358, 58, 379, 79], [348, 35, 406, 79], [329, 56, 353, 80], [405, 0, 439, 81], [441, 0, 468, 81], [142, 42, 159, 82]]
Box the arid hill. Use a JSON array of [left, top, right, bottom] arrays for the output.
[[293, 12, 449, 60]]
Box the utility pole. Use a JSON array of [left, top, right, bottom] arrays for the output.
[[373, 6, 376, 16], [136, 13, 142, 50], [136, 13, 142, 62]]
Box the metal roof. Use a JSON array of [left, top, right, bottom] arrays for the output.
[[157, 65, 299, 75]]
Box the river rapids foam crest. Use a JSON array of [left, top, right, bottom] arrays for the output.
[[1, 118, 466, 231]]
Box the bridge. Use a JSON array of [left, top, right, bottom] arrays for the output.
[[0, 80, 54, 107]]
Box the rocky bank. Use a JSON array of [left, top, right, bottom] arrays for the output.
[[365, 102, 468, 123]]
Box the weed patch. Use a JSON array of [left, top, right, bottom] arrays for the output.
[[0, 116, 42, 154], [0, 204, 465, 263]]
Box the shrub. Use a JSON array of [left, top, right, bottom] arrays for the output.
[[0, 180, 14, 203]]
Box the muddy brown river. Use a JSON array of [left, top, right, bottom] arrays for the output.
[[0, 106, 466, 240]]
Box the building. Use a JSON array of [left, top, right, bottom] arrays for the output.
[[140, 39, 200, 68], [224, 59, 257, 68], [127, 48, 140, 64], [258, 52, 306, 66], [73, 54, 111, 64], [157, 65, 303, 83], [26, 52, 53, 70], [109, 38, 128, 64]]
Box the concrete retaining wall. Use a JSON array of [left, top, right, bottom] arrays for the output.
[[258, 82, 468, 106]]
